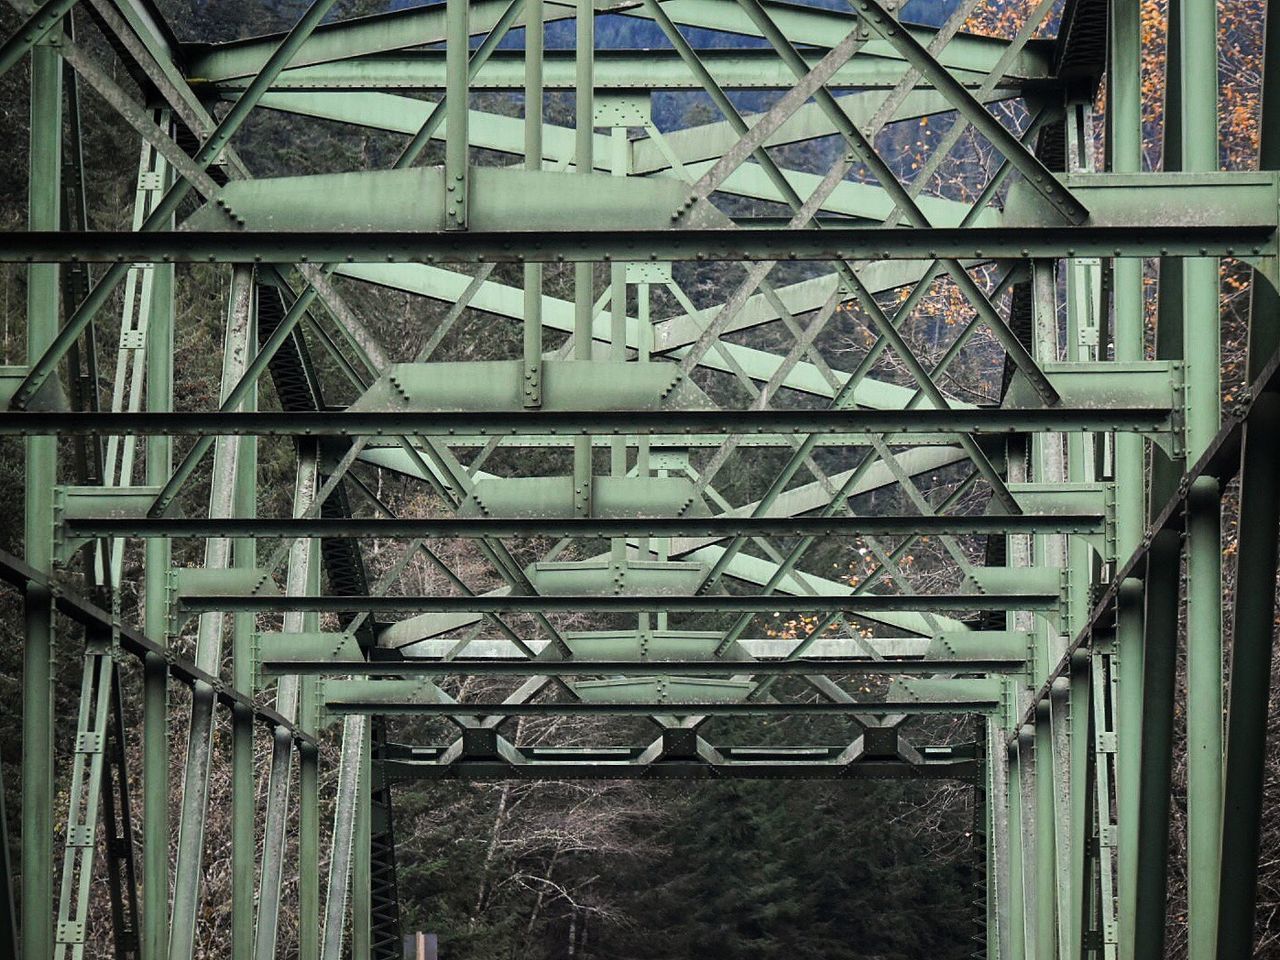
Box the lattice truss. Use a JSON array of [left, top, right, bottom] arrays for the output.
[[2, 0, 1279, 957]]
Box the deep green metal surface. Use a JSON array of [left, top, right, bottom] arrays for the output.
[[1, 0, 1277, 956]]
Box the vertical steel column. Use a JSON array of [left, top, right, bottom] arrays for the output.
[[636, 278, 653, 634], [1131, 529, 1180, 960], [255, 728, 294, 959], [229, 707, 254, 955], [1178, 0, 1223, 951], [142, 135, 174, 960], [254, 450, 316, 960], [1107, 3, 1144, 956], [522, 0, 543, 408], [1027, 260, 1063, 960], [1215, 3, 1280, 954], [168, 265, 255, 960], [1016, 731, 1037, 960], [298, 739, 320, 960], [231, 288, 259, 960], [988, 716, 1011, 960], [322, 715, 366, 960], [571, 0, 593, 516], [1066, 653, 1091, 960], [1007, 740, 1027, 960], [1031, 254, 1075, 960], [22, 33, 61, 960], [352, 720, 373, 960], [1033, 705, 1056, 960], [445, 0, 468, 229], [1063, 101, 1101, 960], [297, 530, 322, 960], [1214, 374, 1280, 959], [1087, 641, 1121, 959], [608, 110, 628, 566]]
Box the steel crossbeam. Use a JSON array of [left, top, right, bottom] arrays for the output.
[[4, 222, 1274, 262], [2, 0, 1277, 956]]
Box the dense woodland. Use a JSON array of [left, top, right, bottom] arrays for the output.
[[0, 0, 1275, 956]]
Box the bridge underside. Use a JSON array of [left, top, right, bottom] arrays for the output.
[[1, 0, 1278, 957]]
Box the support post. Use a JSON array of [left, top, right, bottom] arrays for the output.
[[1107, 1, 1144, 954], [1131, 531, 1180, 960], [321, 715, 366, 960], [1178, 0, 1224, 951], [571, 0, 594, 516], [168, 265, 255, 960], [522, 0, 543, 408], [1214, 379, 1280, 960], [1034, 705, 1057, 960], [445, 0, 468, 229], [298, 536, 322, 960], [253, 449, 316, 960], [352, 720, 372, 960], [142, 141, 175, 960], [22, 33, 61, 960], [1214, 0, 1280, 949], [231, 287, 259, 960], [989, 717, 1012, 960]]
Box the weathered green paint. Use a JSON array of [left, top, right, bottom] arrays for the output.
[[4, 0, 1277, 956], [22, 35, 60, 960]]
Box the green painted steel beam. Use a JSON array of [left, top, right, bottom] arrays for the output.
[[351, 433, 969, 451], [182, 166, 688, 233], [382, 740, 982, 780], [389, 636, 940, 658], [171, 167, 1278, 237], [0, 407, 1171, 435], [260, 657, 1027, 676], [21, 35, 59, 960], [71, 515, 1105, 539], [8, 224, 1271, 263], [179, 592, 1062, 614], [386, 758, 979, 780], [325, 699, 1002, 717], [200, 47, 1006, 91]]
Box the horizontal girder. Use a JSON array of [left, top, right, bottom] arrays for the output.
[[72, 516, 1104, 539], [200, 47, 1018, 91], [0, 408, 1171, 434], [179, 592, 1060, 614], [260, 657, 1027, 676], [7, 225, 1271, 263], [324, 699, 1001, 717]]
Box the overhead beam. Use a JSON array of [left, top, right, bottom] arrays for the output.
[[71, 516, 1105, 539], [7, 224, 1273, 263], [385, 756, 980, 780], [261, 657, 1027, 675], [323, 698, 1002, 716], [179, 592, 1061, 614], [0, 407, 1171, 435], [200, 47, 1006, 91]]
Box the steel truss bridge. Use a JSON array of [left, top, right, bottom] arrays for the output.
[[0, 0, 1278, 956]]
